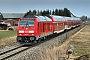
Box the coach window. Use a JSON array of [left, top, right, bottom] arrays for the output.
[[43, 24, 44, 32], [38, 22, 39, 27], [48, 23, 50, 31], [54, 23, 58, 29]]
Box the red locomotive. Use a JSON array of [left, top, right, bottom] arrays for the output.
[[17, 16, 54, 44], [17, 15, 81, 44]]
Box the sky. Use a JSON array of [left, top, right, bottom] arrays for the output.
[[0, 0, 90, 17]]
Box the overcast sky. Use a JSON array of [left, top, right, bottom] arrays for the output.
[[0, 0, 90, 17]]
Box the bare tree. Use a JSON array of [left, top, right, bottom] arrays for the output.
[[80, 15, 87, 22], [0, 12, 3, 21]]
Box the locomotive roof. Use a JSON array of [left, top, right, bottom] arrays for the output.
[[24, 15, 52, 22]]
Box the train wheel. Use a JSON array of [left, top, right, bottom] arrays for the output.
[[44, 36, 46, 40], [37, 38, 41, 43], [33, 40, 37, 44]]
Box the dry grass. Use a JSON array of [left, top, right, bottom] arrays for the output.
[[0, 36, 16, 48], [0, 31, 16, 47], [68, 24, 90, 57]]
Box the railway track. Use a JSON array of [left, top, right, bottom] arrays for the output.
[[0, 25, 85, 60], [0, 45, 30, 60], [0, 39, 48, 60], [0, 45, 23, 56]]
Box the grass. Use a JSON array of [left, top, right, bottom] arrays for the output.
[[68, 24, 90, 59], [0, 31, 17, 39], [69, 41, 90, 56], [0, 31, 17, 47]]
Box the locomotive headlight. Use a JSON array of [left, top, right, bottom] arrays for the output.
[[19, 34, 22, 36], [30, 37, 34, 40], [29, 30, 34, 33], [31, 34, 34, 36], [26, 28, 28, 30], [19, 30, 24, 33]]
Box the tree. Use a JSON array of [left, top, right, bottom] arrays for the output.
[[46, 9, 50, 15], [55, 9, 59, 15], [63, 8, 71, 17], [24, 8, 74, 17], [58, 9, 64, 16], [33, 10, 36, 15], [41, 10, 50, 16], [37, 10, 39, 15], [80, 15, 87, 21], [24, 10, 35, 17], [52, 10, 55, 15], [0, 12, 3, 21], [42, 10, 46, 16], [49, 10, 52, 15], [39, 10, 43, 16]]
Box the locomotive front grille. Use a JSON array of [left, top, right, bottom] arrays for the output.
[[30, 37, 34, 40], [17, 37, 22, 40], [17, 36, 36, 42]]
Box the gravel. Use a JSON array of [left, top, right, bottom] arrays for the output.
[[0, 42, 21, 54]]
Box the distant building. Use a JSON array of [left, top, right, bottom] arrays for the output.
[[0, 13, 25, 26], [2, 13, 25, 20]]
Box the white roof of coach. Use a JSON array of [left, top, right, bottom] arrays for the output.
[[36, 16, 52, 22], [50, 15, 64, 21]]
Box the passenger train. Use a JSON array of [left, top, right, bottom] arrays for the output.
[[17, 15, 81, 44]]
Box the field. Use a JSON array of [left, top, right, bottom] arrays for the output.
[[65, 24, 90, 59], [68, 24, 90, 56], [53, 24, 90, 60], [0, 31, 17, 47], [0, 31, 16, 39]]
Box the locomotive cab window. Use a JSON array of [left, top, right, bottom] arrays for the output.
[[20, 20, 34, 27]]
